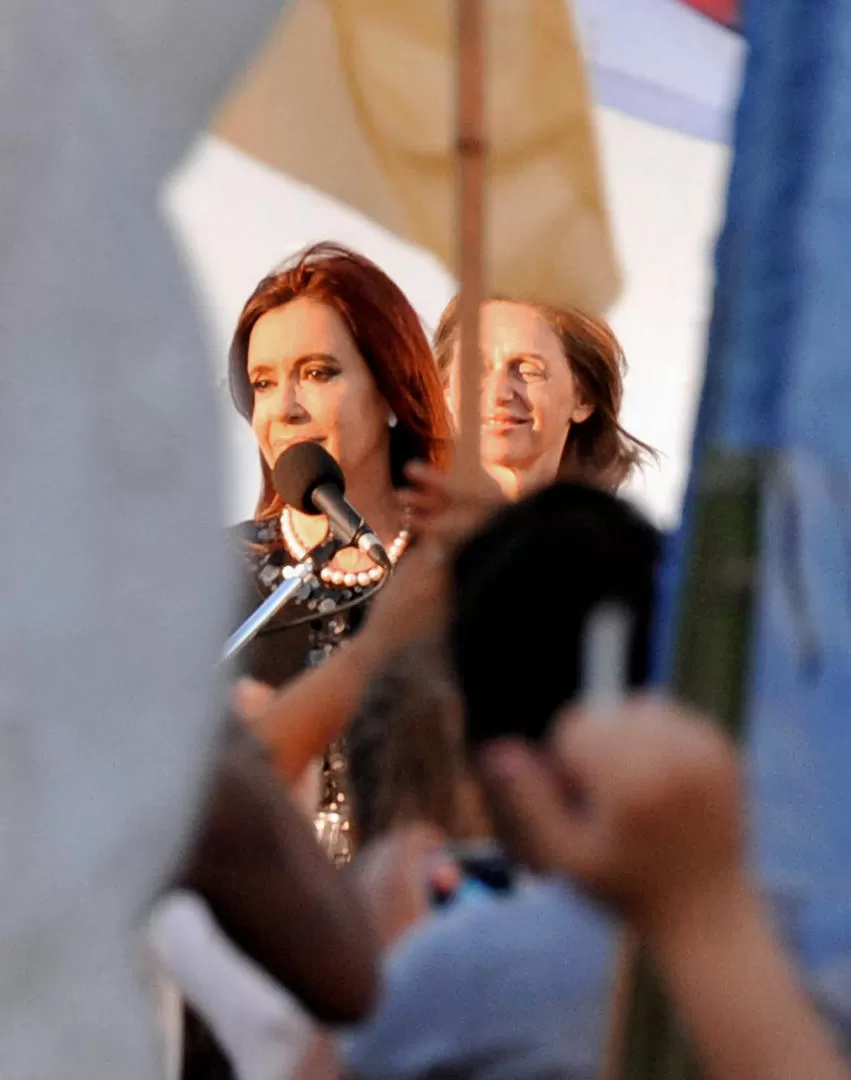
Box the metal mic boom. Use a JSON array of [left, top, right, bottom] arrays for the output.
[[220, 538, 335, 664]]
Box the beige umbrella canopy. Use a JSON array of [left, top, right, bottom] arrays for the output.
[[212, 0, 621, 317]]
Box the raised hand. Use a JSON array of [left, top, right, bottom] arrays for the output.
[[478, 696, 745, 936], [398, 459, 505, 547], [479, 700, 851, 1080]]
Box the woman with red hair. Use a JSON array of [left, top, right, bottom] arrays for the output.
[[225, 242, 451, 863]]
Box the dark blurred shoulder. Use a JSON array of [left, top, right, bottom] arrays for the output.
[[226, 516, 279, 550], [222, 518, 310, 688]]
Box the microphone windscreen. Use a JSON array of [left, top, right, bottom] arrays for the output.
[[272, 442, 344, 513]]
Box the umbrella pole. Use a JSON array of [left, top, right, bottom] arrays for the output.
[[455, 0, 486, 486]]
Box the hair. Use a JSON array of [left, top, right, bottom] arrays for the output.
[[450, 483, 661, 746], [229, 242, 453, 519], [433, 295, 655, 490], [347, 638, 489, 847]]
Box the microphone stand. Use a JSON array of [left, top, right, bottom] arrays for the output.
[[221, 537, 337, 665]]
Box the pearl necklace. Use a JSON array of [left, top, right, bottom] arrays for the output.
[[280, 505, 410, 589]]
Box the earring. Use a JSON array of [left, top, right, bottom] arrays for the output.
[[388, 412, 398, 429]]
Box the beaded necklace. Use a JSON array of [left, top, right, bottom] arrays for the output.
[[280, 505, 410, 584], [276, 506, 410, 864]]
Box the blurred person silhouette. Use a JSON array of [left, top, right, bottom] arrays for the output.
[[334, 482, 661, 1080], [477, 696, 851, 1080]]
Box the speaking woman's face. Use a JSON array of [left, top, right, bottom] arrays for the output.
[[247, 297, 392, 486], [445, 301, 593, 481]]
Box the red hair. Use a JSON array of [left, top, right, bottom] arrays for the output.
[[229, 243, 452, 518]]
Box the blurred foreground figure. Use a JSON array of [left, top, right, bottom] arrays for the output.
[[151, 723, 379, 1080], [336, 483, 658, 1080], [480, 698, 850, 1080], [0, 2, 290, 1078]]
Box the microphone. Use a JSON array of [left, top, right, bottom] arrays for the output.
[[273, 442, 392, 571]]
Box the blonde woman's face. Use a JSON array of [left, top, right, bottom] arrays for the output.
[[445, 301, 592, 478]]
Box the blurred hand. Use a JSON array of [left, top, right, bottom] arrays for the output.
[[361, 458, 503, 654], [398, 460, 505, 546], [352, 824, 460, 950], [229, 537, 450, 783], [356, 541, 449, 661], [290, 1034, 341, 1080], [478, 696, 746, 937], [232, 678, 277, 725], [176, 724, 379, 1023]]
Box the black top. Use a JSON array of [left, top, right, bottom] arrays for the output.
[[226, 516, 368, 687]]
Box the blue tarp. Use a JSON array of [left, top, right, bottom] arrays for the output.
[[666, 0, 851, 1038]]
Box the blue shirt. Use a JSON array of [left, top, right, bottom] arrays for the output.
[[342, 878, 616, 1080]]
